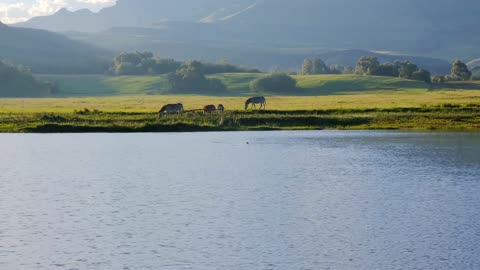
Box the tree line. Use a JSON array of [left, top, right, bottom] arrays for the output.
[[300, 56, 474, 84], [110, 51, 260, 76], [300, 58, 354, 75], [353, 57, 432, 83]]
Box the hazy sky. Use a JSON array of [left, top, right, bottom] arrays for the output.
[[0, 0, 116, 23]]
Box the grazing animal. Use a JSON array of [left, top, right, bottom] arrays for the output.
[[245, 96, 267, 110], [159, 103, 184, 117], [204, 105, 217, 113], [217, 104, 225, 113]]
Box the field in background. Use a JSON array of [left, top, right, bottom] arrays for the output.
[[35, 74, 436, 97]]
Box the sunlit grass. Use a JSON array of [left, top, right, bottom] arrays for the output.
[[0, 90, 479, 113]]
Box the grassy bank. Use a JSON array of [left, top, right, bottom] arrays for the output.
[[1, 104, 479, 133], [3, 76, 480, 132]]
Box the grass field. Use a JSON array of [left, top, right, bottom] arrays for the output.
[[0, 74, 477, 132], [36, 73, 437, 97], [0, 91, 479, 132], [1, 90, 480, 113], [1, 105, 479, 133]]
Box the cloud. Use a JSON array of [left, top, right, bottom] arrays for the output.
[[0, 0, 116, 24]]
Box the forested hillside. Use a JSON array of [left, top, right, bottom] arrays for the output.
[[0, 22, 111, 74], [0, 61, 50, 97]]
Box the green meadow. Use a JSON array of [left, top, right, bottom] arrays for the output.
[[36, 73, 433, 96]]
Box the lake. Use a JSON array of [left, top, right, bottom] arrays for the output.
[[1, 131, 479, 270]]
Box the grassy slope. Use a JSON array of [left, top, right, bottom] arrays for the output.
[[36, 74, 431, 97], [35, 75, 169, 96], [294, 75, 427, 94]]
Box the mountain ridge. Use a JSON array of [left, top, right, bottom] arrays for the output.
[[12, 0, 480, 60], [0, 23, 112, 74]]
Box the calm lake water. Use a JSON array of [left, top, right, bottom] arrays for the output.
[[1, 131, 480, 270]]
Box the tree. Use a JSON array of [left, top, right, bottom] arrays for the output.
[[411, 69, 431, 83], [312, 58, 330, 74], [398, 61, 418, 79], [112, 51, 155, 75], [432, 75, 445, 84], [202, 62, 260, 74], [301, 58, 330, 75], [329, 64, 343, 74], [150, 58, 182, 74], [167, 61, 209, 92], [450, 60, 472, 81], [250, 73, 297, 93], [343, 66, 355, 74], [301, 59, 314, 75], [114, 52, 144, 66], [355, 57, 380, 75], [377, 63, 399, 77], [114, 62, 140, 75], [166, 61, 227, 93]]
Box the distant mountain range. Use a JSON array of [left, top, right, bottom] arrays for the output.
[[0, 21, 111, 74], [15, 0, 256, 32], [5, 0, 480, 74], [13, 0, 480, 61], [66, 26, 451, 74]]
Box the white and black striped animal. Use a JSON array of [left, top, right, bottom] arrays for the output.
[[159, 103, 184, 117], [245, 96, 266, 110]]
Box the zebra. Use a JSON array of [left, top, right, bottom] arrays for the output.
[[245, 96, 266, 110], [217, 104, 225, 113], [159, 103, 184, 117], [204, 105, 217, 113]]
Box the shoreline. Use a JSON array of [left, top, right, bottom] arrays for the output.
[[1, 106, 479, 133]]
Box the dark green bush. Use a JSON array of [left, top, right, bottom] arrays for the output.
[[250, 73, 297, 93]]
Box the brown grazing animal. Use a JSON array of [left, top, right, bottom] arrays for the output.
[[204, 105, 216, 113]]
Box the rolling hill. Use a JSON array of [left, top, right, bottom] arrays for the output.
[[0, 22, 112, 74], [35, 73, 430, 97], [468, 59, 480, 70]]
